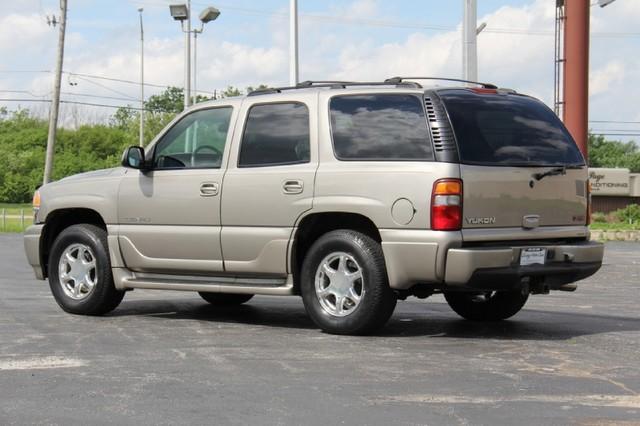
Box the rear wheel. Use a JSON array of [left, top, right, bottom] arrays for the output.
[[443, 290, 529, 321], [300, 230, 397, 335], [48, 224, 124, 315], [198, 292, 254, 306]]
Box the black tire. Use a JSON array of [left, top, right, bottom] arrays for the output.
[[300, 230, 397, 335], [443, 290, 529, 321], [198, 292, 254, 306], [48, 224, 125, 315]]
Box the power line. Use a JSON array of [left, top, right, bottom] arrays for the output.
[[0, 98, 145, 110], [134, 0, 640, 38], [590, 129, 640, 133], [60, 91, 140, 102], [67, 71, 169, 89], [0, 70, 172, 90], [590, 133, 640, 137], [0, 69, 215, 95], [0, 89, 142, 103], [590, 120, 640, 124], [72, 74, 138, 100]]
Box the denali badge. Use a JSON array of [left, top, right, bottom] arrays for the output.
[[465, 217, 496, 225]]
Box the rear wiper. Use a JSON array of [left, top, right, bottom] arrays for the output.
[[533, 166, 566, 181]]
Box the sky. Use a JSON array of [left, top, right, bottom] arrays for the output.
[[1, 0, 639, 139]]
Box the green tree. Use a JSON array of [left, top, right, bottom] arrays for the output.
[[245, 84, 269, 94], [221, 86, 242, 97], [0, 83, 272, 202], [110, 106, 136, 129], [145, 86, 184, 113], [588, 134, 640, 172]]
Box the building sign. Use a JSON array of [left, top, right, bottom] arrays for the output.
[[589, 168, 630, 196]]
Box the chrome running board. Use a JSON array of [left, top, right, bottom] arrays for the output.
[[113, 268, 295, 295]]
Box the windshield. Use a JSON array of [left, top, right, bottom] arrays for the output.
[[439, 90, 585, 167]]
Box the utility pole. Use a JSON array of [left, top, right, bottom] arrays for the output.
[[138, 8, 144, 146], [563, 0, 590, 159], [462, 0, 478, 81], [43, 0, 68, 185], [184, 0, 192, 109], [289, 0, 299, 86]]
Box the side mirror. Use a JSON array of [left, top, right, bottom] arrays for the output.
[[121, 146, 147, 170]]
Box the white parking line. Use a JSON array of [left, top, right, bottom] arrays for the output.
[[376, 394, 640, 409], [0, 356, 87, 371]]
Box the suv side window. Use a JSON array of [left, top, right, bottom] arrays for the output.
[[153, 107, 232, 170], [330, 94, 434, 161], [238, 103, 310, 167]]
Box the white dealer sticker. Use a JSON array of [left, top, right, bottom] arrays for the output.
[[520, 248, 546, 266]]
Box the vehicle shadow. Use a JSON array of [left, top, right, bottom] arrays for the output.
[[110, 297, 316, 330], [108, 297, 640, 340], [381, 306, 640, 340]]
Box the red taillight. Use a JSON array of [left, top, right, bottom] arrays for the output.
[[431, 179, 463, 231]]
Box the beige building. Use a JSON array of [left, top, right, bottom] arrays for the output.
[[589, 168, 640, 213]]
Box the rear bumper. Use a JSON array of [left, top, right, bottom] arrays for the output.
[[380, 228, 603, 290], [444, 241, 604, 289], [457, 262, 601, 290], [24, 225, 44, 280]]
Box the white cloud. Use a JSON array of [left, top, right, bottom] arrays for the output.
[[0, 14, 51, 55], [590, 61, 625, 97], [1, 0, 639, 134], [345, 0, 378, 18]]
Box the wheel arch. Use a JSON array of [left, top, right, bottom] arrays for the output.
[[290, 211, 382, 294], [40, 208, 107, 278]]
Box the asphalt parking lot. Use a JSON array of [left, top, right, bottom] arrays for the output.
[[0, 233, 638, 425]]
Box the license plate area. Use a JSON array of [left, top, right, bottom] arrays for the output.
[[520, 248, 547, 266]]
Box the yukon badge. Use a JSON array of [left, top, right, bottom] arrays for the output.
[[465, 216, 496, 225]]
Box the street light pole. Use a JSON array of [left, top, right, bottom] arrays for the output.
[[462, 0, 478, 81], [193, 29, 201, 104], [138, 8, 145, 146], [289, 0, 299, 86], [171, 3, 219, 109], [43, 0, 68, 185], [184, 0, 192, 109]]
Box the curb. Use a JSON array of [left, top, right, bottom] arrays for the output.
[[590, 229, 640, 241]]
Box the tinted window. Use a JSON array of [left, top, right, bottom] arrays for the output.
[[440, 90, 584, 166], [330, 95, 433, 160], [153, 107, 232, 169], [239, 103, 310, 167]]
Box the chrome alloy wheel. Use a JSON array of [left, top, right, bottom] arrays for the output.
[[314, 252, 364, 317], [58, 243, 97, 300]]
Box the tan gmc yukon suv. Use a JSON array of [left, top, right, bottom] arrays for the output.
[[24, 77, 604, 335]]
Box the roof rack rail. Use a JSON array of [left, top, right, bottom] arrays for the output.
[[247, 80, 422, 96], [296, 80, 356, 87], [385, 76, 498, 89]]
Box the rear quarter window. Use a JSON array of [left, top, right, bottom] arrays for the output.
[[329, 94, 434, 161], [439, 90, 585, 166]]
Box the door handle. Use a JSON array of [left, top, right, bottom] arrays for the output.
[[282, 180, 304, 194], [200, 182, 219, 197]]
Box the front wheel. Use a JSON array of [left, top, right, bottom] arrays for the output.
[[443, 290, 529, 321], [300, 230, 397, 335], [48, 224, 125, 315]]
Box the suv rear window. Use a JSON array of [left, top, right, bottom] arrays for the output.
[[329, 94, 433, 161], [439, 90, 584, 166]]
